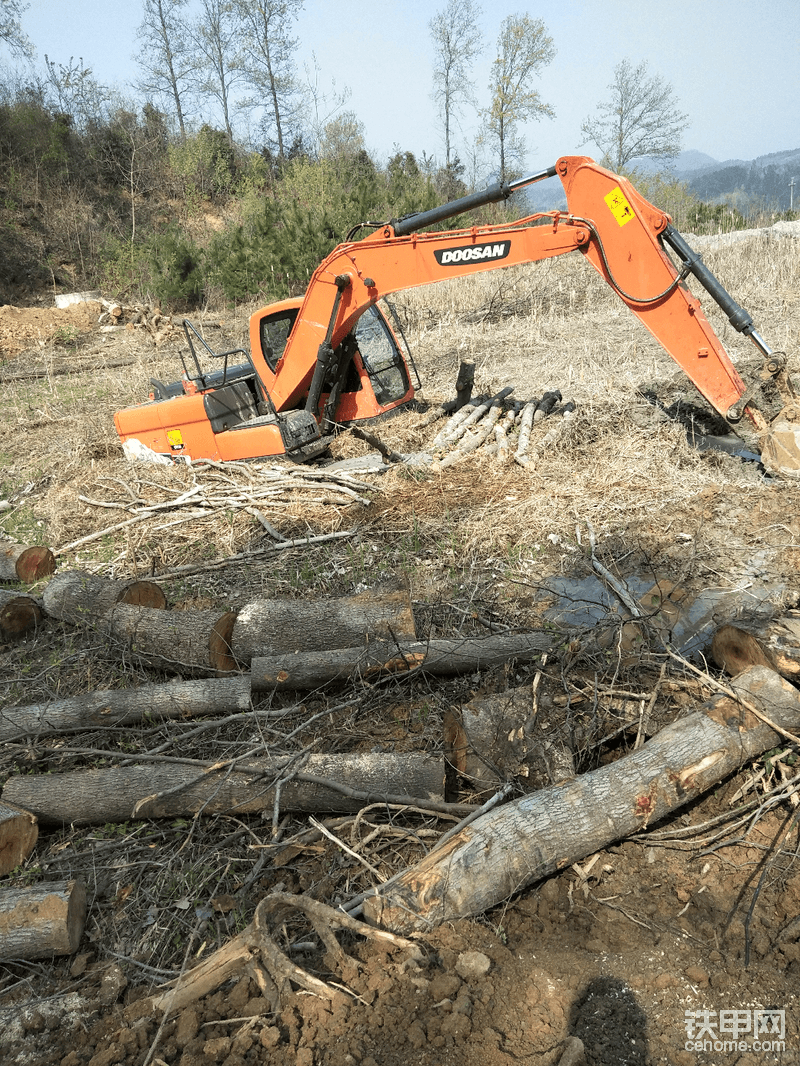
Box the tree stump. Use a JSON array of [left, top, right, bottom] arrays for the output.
[[0, 879, 86, 959], [0, 543, 55, 583]]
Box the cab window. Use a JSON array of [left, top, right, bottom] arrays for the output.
[[355, 306, 409, 405], [260, 310, 298, 372]]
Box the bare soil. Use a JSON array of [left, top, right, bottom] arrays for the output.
[[2, 232, 800, 1066]]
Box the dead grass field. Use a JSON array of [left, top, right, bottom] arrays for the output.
[[2, 231, 800, 1066]]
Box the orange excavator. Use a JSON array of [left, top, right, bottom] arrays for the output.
[[114, 155, 800, 476]]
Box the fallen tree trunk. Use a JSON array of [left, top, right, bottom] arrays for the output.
[[232, 589, 416, 665], [42, 570, 166, 622], [362, 664, 800, 934], [251, 631, 554, 691], [2, 753, 444, 826], [0, 543, 56, 583], [0, 588, 42, 641], [0, 676, 251, 742], [0, 879, 86, 959], [0, 800, 38, 876], [102, 603, 238, 675]]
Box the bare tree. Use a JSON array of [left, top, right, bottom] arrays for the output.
[[135, 0, 194, 139], [234, 0, 304, 160], [481, 14, 555, 183], [429, 0, 482, 168], [189, 0, 243, 141], [0, 0, 33, 61], [581, 59, 689, 172]]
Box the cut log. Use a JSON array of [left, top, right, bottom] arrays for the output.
[[444, 686, 573, 795], [362, 665, 800, 933], [232, 589, 416, 665], [103, 603, 238, 675], [0, 543, 55, 583], [0, 588, 42, 641], [42, 570, 166, 622], [741, 616, 800, 679], [0, 676, 251, 742], [251, 632, 553, 691], [711, 624, 778, 677], [0, 800, 38, 876], [0, 879, 86, 959], [2, 753, 445, 826]]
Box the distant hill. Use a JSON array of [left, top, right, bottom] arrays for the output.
[[523, 148, 800, 213]]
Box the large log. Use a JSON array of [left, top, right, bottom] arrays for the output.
[[42, 569, 166, 622], [0, 588, 42, 641], [232, 589, 416, 665], [103, 603, 238, 675], [0, 542, 55, 583], [0, 800, 38, 876], [2, 753, 444, 826], [0, 677, 251, 742], [251, 631, 554, 690], [0, 879, 86, 959], [362, 665, 800, 934]]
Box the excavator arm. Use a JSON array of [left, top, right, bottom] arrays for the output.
[[265, 156, 798, 473]]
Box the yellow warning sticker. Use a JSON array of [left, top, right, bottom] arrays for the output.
[[605, 186, 635, 226], [167, 429, 184, 449]]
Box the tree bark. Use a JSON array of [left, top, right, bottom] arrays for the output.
[[102, 603, 238, 675], [0, 543, 56, 583], [0, 880, 86, 959], [0, 800, 38, 877], [251, 632, 553, 691], [2, 753, 444, 826], [42, 570, 166, 622], [444, 685, 573, 795], [0, 677, 252, 742], [0, 588, 42, 641], [362, 665, 799, 934], [232, 589, 416, 665]]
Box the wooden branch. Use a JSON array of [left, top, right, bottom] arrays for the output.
[[0, 800, 38, 876], [42, 570, 166, 623], [232, 589, 416, 665], [250, 631, 554, 691], [0, 542, 56, 583], [362, 665, 800, 933], [2, 753, 444, 826], [0, 676, 251, 742], [348, 426, 404, 464], [0, 588, 42, 641], [0, 880, 86, 959]]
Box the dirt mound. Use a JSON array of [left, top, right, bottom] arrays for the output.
[[0, 301, 103, 358]]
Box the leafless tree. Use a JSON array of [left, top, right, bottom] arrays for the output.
[[581, 59, 689, 171], [135, 0, 194, 138], [429, 0, 482, 168], [0, 0, 33, 61], [481, 14, 555, 183], [234, 0, 304, 160], [189, 0, 244, 141]]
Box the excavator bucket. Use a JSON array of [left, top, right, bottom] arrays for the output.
[[760, 407, 800, 478]]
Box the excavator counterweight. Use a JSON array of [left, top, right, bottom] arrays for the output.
[[114, 156, 800, 476]]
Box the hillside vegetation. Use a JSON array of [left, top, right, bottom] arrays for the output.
[[1, 81, 794, 315]]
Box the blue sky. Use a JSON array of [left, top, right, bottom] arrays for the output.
[[8, 0, 800, 172]]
